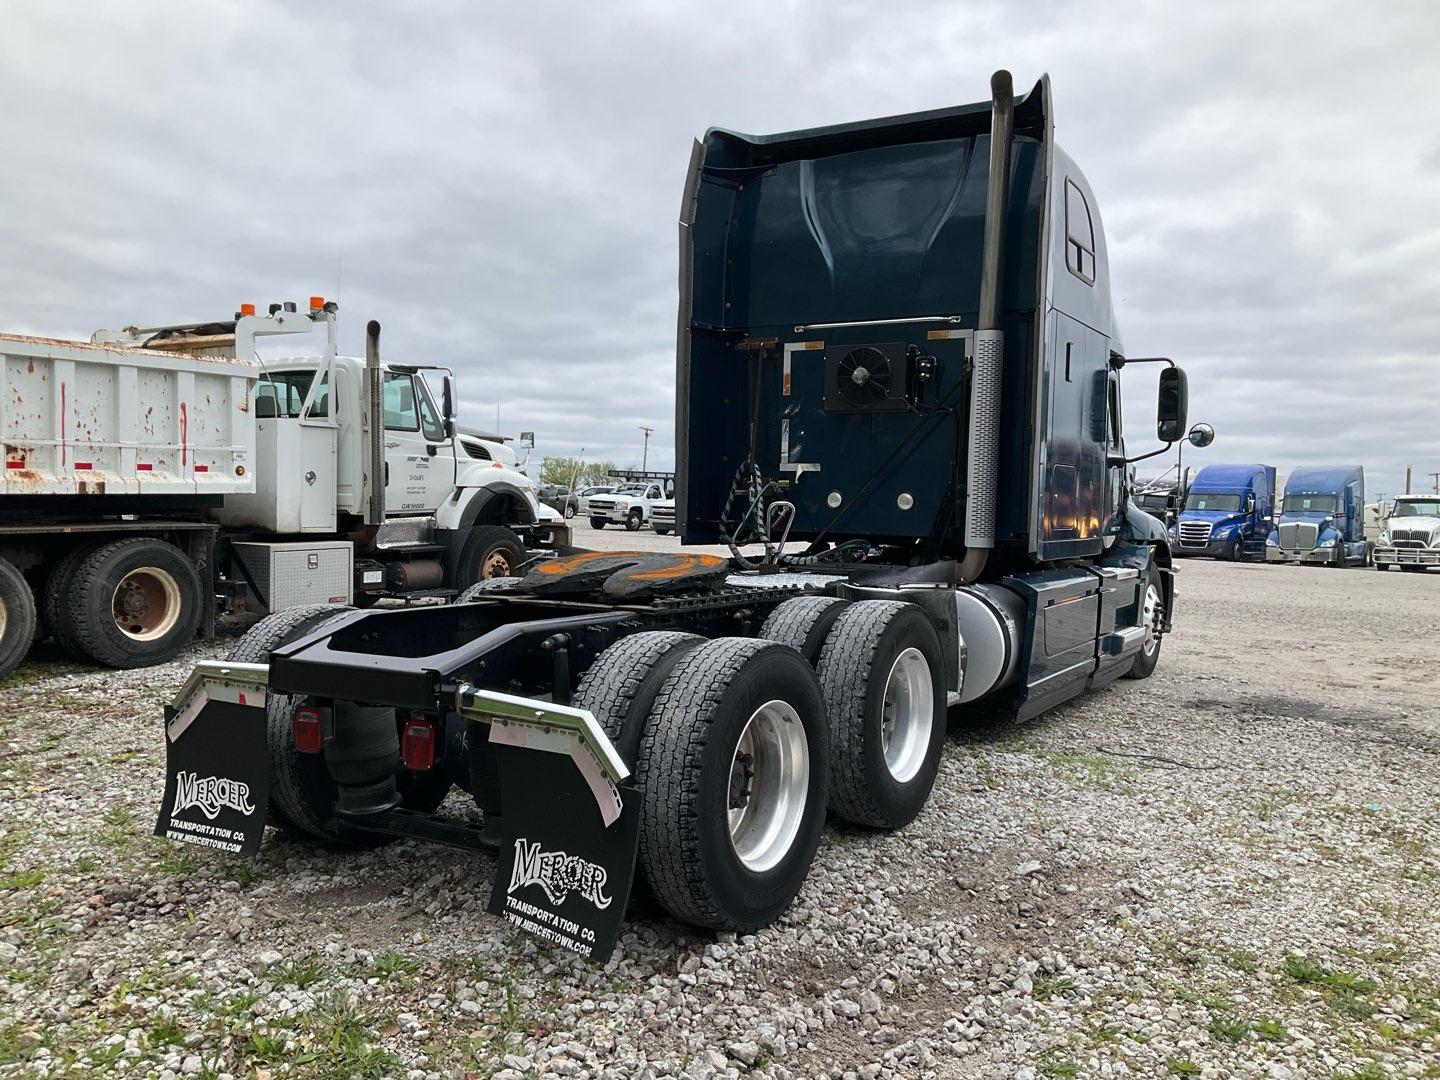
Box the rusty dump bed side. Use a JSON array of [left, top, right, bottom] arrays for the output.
[[0, 331, 259, 498]]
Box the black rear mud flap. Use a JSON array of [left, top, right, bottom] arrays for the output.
[[458, 687, 641, 963], [155, 661, 272, 857]]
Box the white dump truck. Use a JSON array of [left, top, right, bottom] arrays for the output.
[[0, 300, 567, 677]]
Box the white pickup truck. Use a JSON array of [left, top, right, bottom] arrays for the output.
[[0, 301, 565, 677], [586, 481, 667, 531]]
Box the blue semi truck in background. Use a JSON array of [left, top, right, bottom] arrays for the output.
[[1267, 465, 1370, 567], [1171, 463, 1275, 561]]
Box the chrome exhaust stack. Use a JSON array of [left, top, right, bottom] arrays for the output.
[[958, 69, 1014, 583]]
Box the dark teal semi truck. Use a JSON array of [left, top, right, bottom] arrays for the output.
[[157, 72, 1203, 961]]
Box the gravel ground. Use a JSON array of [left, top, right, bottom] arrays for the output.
[[2, 531, 1438, 1079]]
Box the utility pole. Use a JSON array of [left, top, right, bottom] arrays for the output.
[[639, 426, 654, 473], [1429, 471, 1440, 495]]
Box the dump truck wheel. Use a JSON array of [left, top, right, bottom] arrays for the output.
[[228, 604, 450, 844], [456, 525, 526, 585], [573, 631, 705, 765], [456, 577, 522, 602], [760, 595, 850, 667], [635, 638, 829, 931], [63, 538, 202, 668], [0, 558, 38, 680], [1125, 574, 1165, 680], [817, 601, 946, 830], [43, 543, 99, 657]]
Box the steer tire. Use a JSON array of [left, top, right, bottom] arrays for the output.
[[228, 604, 450, 843], [43, 543, 100, 657], [1125, 571, 1165, 680], [573, 631, 705, 765], [455, 525, 526, 587], [760, 595, 850, 667], [652, 528, 671, 536], [456, 577, 523, 603], [625, 509, 645, 532], [635, 638, 829, 931], [817, 601, 946, 830], [0, 558, 38, 680], [63, 538, 202, 668], [590, 518, 607, 530]]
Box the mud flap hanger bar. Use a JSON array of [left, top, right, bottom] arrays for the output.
[[164, 660, 270, 743], [455, 685, 631, 828]]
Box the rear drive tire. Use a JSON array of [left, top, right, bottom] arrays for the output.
[[573, 631, 705, 765], [636, 638, 829, 931], [817, 601, 946, 829], [590, 518, 607, 530], [0, 558, 38, 680], [456, 576, 522, 603], [43, 543, 100, 657], [455, 525, 525, 586], [227, 604, 450, 843], [761, 595, 850, 668], [626, 509, 645, 532], [1125, 573, 1165, 680], [63, 538, 202, 668]]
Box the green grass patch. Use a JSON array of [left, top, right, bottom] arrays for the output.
[[0, 868, 45, 891], [1166, 1059, 1202, 1077], [1255, 1017, 1288, 1042]]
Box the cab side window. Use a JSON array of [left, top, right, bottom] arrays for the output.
[[383, 373, 419, 431], [415, 381, 446, 442], [1065, 179, 1096, 285]]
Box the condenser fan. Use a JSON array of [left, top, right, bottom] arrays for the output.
[[834, 346, 893, 407]]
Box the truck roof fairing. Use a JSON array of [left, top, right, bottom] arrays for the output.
[[1284, 465, 1365, 496], [1188, 463, 1273, 491]]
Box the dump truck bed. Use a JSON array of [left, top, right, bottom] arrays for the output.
[[0, 332, 257, 497]]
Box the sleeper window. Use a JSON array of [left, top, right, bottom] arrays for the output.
[[1065, 179, 1096, 285]]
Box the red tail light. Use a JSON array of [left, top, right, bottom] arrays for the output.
[[291, 705, 326, 753], [401, 717, 437, 772]]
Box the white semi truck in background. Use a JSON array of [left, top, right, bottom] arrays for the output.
[[0, 299, 566, 678]]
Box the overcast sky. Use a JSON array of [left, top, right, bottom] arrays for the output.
[[2, 1, 1437, 499]]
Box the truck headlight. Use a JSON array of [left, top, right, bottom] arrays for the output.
[[1378, 532, 1390, 546], [1266, 535, 1278, 546], [1318, 536, 1337, 548]]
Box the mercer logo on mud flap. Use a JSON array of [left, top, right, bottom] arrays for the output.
[[508, 839, 613, 910], [173, 771, 257, 820]]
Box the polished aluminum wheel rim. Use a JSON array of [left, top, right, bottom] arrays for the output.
[[1141, 584, 1163, 656], [881, 647, 933, 783], [111, 566, 181, 642], [727, 699, 809, 873]]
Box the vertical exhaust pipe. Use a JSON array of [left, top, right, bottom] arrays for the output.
[[365, 320, 386, 526], [958, 69, 1014, 583]]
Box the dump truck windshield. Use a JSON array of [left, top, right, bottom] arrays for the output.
[[1185, 493, 1241, 512]]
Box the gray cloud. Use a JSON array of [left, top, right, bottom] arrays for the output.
[[1, 1, 1437, 494]]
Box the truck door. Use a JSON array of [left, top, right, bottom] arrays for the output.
[[382, 372, 455, 516]]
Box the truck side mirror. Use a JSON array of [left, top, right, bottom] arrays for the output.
[[1156, 367, 1188, 442], [441, 376, 457, 440], [1187, 422, 1215, 448], [1245, 493, 1255, 513]]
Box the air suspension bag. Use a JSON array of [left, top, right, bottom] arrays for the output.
[[326, 702, 402, 815]]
